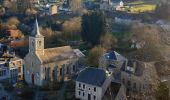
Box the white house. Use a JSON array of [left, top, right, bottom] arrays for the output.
[[0, 62, 9, 81], [75, 67, 112, 100], [0, 52, 23, 84]]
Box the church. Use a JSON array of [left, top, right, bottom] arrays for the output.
[[24, 19, 84, 86]]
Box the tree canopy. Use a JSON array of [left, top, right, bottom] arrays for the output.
[[88, 45, 106, 67], [155, 3, 170, 21], [100, 33, 117, 50], [81, 11, 106, 45], [155, 82, 169, 100]]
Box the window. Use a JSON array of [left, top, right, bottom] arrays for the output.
[[60, 68, 62, 76], [83, 92, 85, 96], [65, 65, 69, 74], [133, 83, 136, 89], [79, 83, 81, 88], [31, 62, 33, 67], [73, 65, 76, 71], [32, 41, 34, 47], [94, 87, 96, 92], [38, 41, 41, 47], [1, 70, 2, 76], [127, 80, 131, 87], [89, 88, 90, 90], [52, 70, 55, 80], [79, 91, 81, 95], [3, 70, 6, 76], [83, 84, 85, 89], [94, 95, 96, 100]]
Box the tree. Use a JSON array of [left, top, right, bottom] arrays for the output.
[[7, 17, 20, 26], [62, 17, 81, 34], [0, 6, 5, 15], [25, 8, 38, 16], [3, 0, 12, 9], [3, 0, 17, 13], [81, 11, 106, 45], [100, 33, 117, 50], [128, 23, 163, 61], [88, 45, 106, 67], [39, 27, 65, 48], [131, 24, 161, 48], [155, 3, 170, 21], [155, 82, 169, 100]]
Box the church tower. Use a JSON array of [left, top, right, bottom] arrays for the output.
[[29, 19, 44, 54]]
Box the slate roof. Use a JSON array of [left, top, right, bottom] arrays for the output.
[[104, 51, 126, 61], [105, 51, 117, 60], [76, 67, 106, 87], [37, 46, 81, 64], [120, 60, 144, 76]]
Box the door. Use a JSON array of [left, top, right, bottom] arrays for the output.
[[88, 94, 91, 100]]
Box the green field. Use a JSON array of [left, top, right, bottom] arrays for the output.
[[126, 1, 157, 13]]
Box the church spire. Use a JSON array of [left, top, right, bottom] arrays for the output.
[[29, 18, 44, 54], [31, 18, 43, 37]]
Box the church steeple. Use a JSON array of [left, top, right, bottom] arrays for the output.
[[29, 19, 44, 54], [31, 18, 43, 37]]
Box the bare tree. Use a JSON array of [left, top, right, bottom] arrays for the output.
[[0, 6, 5, 15], [7, 17, 20, 26], [100, 33, 117, 50], [62, 17, 81, 34], [25, 8, 38, 16], [155, 3, 170, 21], [128, 23, 164, 61], [88, 45, 106, 67]]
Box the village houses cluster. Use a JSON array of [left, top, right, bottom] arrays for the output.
[[0, 19, 157, 100]]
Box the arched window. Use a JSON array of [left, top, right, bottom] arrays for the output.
[[38, 40, 41, 47], [32, 41, 34, 47], [52, 70, 55, 80]]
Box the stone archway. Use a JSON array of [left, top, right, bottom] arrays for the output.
[[32, 74, 35, 85]]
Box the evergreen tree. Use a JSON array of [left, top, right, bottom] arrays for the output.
[[81, 11, 106, 45]]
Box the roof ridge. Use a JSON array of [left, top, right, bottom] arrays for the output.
[[44, 46, 71, 51]]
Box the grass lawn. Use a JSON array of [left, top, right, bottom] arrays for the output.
[[128, 4, 156, 13], [128, 1, 146, 5], [112, 32, 132, 39], [126, 0, 156, 13]]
